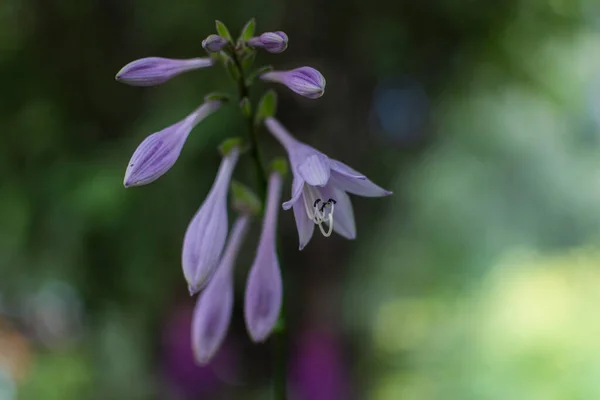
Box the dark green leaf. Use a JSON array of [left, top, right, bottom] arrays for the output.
[[242, 52, 256, 71], [204, 92, 231, 102], [246, 65, 273, 86], [240, 97, 252, 118], [215, 20, 233, 42], [240, 18, 256, 42], [218, 137, 244, 157], [270, 157, 288, 177], [230, 180, 262, 216], [255, 90, 278, 125]]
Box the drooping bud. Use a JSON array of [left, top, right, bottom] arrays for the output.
[[261, 67, 325, 99], [202, 34, 229, 53], [244, 172, 284, 342], [247, 31, 288, 54], [115, 57, 214, 86], [123, 100, 223, 187], [192, 216, 250, 365], [182, 147, 240, 294]]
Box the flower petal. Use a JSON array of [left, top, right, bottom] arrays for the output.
[[115, 57, 214, 86], [282, 176, 304, 210], [293, 197, 315, 250], [124, 101, 222, 187], [245, 173, 283, 342], [182, 149, 239, 294], [298, 153, 331, 187], [330, 171, 392, 198], [329, 159, 366, 179]]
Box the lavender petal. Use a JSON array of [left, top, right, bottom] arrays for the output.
[[293, 198, 315, 250], [330, 171, 392, 198], [245, 173, 283, 342], [182, 149, 239, 294], [124, 101, 222, 187], [115, 57, 214, 86]]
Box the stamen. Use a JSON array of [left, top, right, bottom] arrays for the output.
[[302, 185, 336, 237]]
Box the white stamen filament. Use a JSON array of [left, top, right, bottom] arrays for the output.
[[302, 185, 335, 237]]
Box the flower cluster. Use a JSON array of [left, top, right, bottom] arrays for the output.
[[115, 19, 390, 365]]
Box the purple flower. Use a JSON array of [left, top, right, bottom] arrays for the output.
[[124, 101, 223, 187], [247, 31, 288, 53], [115, 57, 214, 86], [192, 216, 250, 365], [182, 147, 240, 294], [202, 35, 229, 53], [261, 67, 325, 99], [244, 172, 283, 342], [265, 117, 392, 249]]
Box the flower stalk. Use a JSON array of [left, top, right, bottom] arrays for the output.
[[229, 45, 287, 400]]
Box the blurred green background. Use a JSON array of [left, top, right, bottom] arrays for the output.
[[2, 0, 600, 399]]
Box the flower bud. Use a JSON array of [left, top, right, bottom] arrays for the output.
[[244, 172, 283, 342], [261, 67, 326, 99], [182, 148, 240, 294], [115, 57, 214, 86], [124, 100, 223, 187], [247, 31, 288, 54], [202, 34, 229, 53]]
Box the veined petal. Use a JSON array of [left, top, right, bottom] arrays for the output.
[[192, 216, 250, 365], [298, 153, 331, 187], [245, 173, 283, 342], [293, 197, 315, 250], [261, 67, 326, 99], [330, 170, 392, 198], [282, 176, 305, 210], [329, 159, 366, 179], [321, 186, 356, 239], [124, 101, 222, 187], [115, 57, 214, 86], [182, 148, 239, 294]]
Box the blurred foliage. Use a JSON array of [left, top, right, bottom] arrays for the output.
[[1, 0, 600, 399]]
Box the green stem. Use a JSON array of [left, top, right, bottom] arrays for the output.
[[231, 47, 287, 400], [230, 49, 268, 200]]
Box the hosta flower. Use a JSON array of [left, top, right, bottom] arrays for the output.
[[115, 57, 214, 86], [265, 117, 392, 249], [182, 147, 240, 294], [124, 101, 223, 187], [244, 171, 283, 342], [202, 34, 229, 53], [247, 31, 288, 53], [261, 67, 325, 99], [192, 216, 250, 365]]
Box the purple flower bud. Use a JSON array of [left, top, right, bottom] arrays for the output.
[[244, 172, 284, 342], [115, 57, 214, 86], [247, 31, 288, 53], [192, 216, 250, 365], [202, 34, 229, 53], [124, 101, 223, 187], [182, 148, 240, 294], [261, 67, 326, 99]]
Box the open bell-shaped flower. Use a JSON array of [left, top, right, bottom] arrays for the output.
[[123, 100, 223, 187], [260, 67, 325, 99], [244, 172, 283, 342], [247, 31, 288, 53], [115, 57, 214, 86], [192, 216, 250, 365], [265, 117, 392, 250], [182, 147, 240, 294]]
